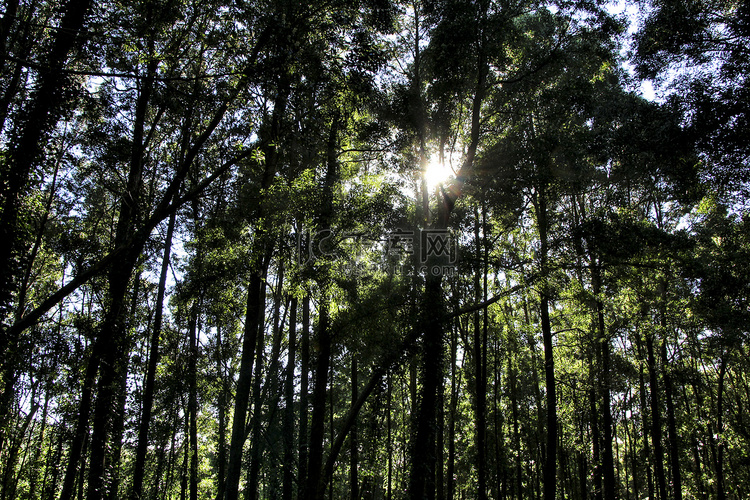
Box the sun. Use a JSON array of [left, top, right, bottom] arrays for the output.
[[424, 157, 453, 192]]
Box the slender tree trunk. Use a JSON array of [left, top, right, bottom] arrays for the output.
[[59, 336, 101, 500], [387, 370, 393, 500], [473, 205, 487, 500], [639, 364, 654, 500], [0, 398, 38, 499], [408, 269, 444, 500], [0, 0, 92, 340], [716, 354, 727, 500], [216, 325, 228, 500], [647, 334, 667, 500], [131, 207, 176, 500], [188, 302, 201, 500], [533, 189, 557, 500], [247, 272, 286, 500], [305, 113, 340, 500], [282, 297, 298, 500], [44, 420, 65, 500], [509, 354, 522, 500], [244, 287, 270, 500], [107, 276, 139, 500], [591, 385, 602, 500], [85, 28, 161, 497], [29, 385, 50, 500], [659, 296, 681, 500], [306, 289, 332, 500], [408, 5, 487, 495], [350, 356, 359, 500], [0, 0, 92, 465], [436, 369, 444, 500], [225, 270, 264, 500], [224, 74, 289, 499], [592, 265, 616, 499], [298, 296, 310, 496]]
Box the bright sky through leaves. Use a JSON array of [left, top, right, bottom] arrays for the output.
[[424, 156, 453, 192]]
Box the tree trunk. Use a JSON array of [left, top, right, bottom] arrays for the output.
[[592, 265, 616, 499], [639, 364, 654, 500], [247, 272, 286, 500], [387, 370, 393, 500], [216, 326, 228, 500], [305, 113, 340, 500], [85, 29, 161, 497], [282, 296, 298, 500], [188, 302, 201, 500], [473, 205, 487, 500], [659, 296, 682, 500], [107, 277, 140, 500], [0, 0, 92, 467], [350, 356, 359, 500], [224, 74, 289, 500], [591, 385, 602, 500], [225, 270, 264, 500], [533, 189, 557, 500], [0, 0, 92, 341], [716, 354, 727, 500], [131, 206, 176, 500], [306, 288, 332, 500], [509, 353, 522, 500], [298, 296, 310, 496], [408, 270, 444, 500], [647, 333, 668, 500]]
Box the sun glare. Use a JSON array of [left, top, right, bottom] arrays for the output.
[[424, 157, 453, 191]]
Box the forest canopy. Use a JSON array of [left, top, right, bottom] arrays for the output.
[[0, 0, 748, 499]]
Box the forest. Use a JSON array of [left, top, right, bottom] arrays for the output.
[[1, 0, 749, 499]]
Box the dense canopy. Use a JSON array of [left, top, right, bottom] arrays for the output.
[[0, 0, 748, 499]]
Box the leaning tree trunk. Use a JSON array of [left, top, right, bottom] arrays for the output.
[[0, 0, 92, 445], [85, 35, 160, 498], [130, 208, 176, 500]]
